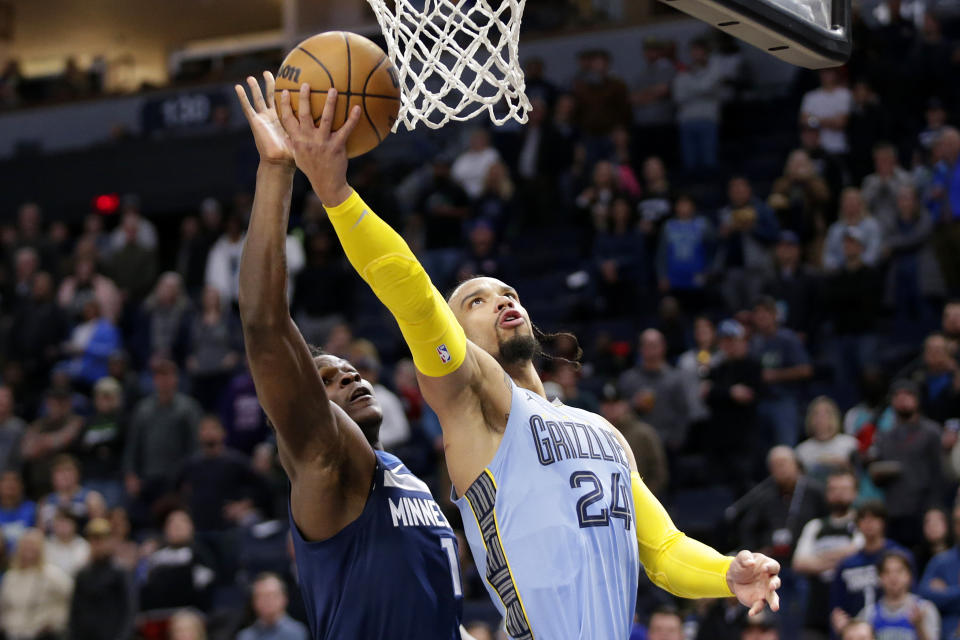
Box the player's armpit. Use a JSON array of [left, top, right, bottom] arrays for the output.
[[632, 472, 734, 599], [324, 190, 469, 378]]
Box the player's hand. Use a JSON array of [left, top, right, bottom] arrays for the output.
[[278, 84, 363, 207], [235, 72, 295, 169], [726, 550, 781, 616]]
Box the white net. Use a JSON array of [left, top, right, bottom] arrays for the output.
[[365, 0, 532, 131]]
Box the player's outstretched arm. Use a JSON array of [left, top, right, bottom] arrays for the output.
[[235, 73, 375, 541], [277, 85, 490, 394]]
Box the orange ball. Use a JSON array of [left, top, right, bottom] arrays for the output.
[[275, 31, 401, 158]]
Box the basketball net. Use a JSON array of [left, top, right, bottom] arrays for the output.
[[365, 0, 531, 130]]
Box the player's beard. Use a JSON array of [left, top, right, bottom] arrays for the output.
[[498, 334, 538, 365]]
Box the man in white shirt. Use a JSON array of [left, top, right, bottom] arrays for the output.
[[451, 129, 501, 199], [800, 69, 853, 156]]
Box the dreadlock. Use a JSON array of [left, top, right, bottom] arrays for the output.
[[533, 324, 583, 371]]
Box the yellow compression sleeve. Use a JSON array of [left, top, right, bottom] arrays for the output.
[[324, 191, 466, 377], [632, 471, 734, 599]]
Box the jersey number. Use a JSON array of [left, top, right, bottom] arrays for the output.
[[569, 471, 632, 530], [440, 536, 463, 598]]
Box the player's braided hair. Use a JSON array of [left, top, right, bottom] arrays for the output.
[[532, 324, 583, 372]]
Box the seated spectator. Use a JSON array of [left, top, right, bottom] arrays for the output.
[[762, 231, 821, 343], [69, 517, 133, 640], [594, 197, 645, 316], [914, 508, 951, 576], [830, 502, 913, 624], [599, 384, 668, 496], [57, 256, 121, 325], [767, 150, 831, 248], [883, 186, 946, 344], [134, 272, 192, 368], [123, 359, 201, 512], [45, 508, 90, 578], [795, 397, 858, 483], [0, 470, 36, 549], [823, 188, 884, 271], [38, 455, 97, 531], [862, 143, 914, 230], [858, 552, 940, 640], [793, 469, 863, 640], [0, 385, 26, 472], [451, 129, 502, 200], [75, 377, 125, 508], [21, 388, 84, 497], [618, 329, 692, 453], [799, 68, 852, 156], [656, 194, 714, 313], [237, 573, 308, 640], [61, 298, 122, 388], [869, 380, 943, 548], [186, 286, 241, 410], [0, 528, 73, 640], [751, 297, 813, 446], [139, 509, 215, 612], [715, 177, 780, 313]]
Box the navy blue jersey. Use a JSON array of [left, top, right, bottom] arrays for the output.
[[290, 451, 463, 640]]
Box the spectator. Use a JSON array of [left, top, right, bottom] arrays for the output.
[[0, 470, 36, 549], [186, 286, 241, 410], [768, 150, 832, 248], [45, 508, 90, 577], [135, 272, 192, 368], [237, 573, 308, 640], [108, 197, 157, 252], [918, 504, 960, 638], [618, 329, 692, 452], [513, 97, 570, 223], [61, 298, 122, 388], [715, 177, 780, 313], [883, 186, 946, 343], [917, 99, 947, 162], [704, 320, 765, 491], [69, 517, 134, 640], [857, 552, 940, 640], [830, 501, 913, 624], [840, 620, 875, 640], [861, 143, 914, 230], [56, 256, 122, 324], [631, 37, 677, 161], [75, 377, 125, 508], [942, 301, 960, 354], [599, 384, 669, 496], [348, 342, 411, 450], [927, 128, 960, 295], [572, 49, 631, 140], [451, 129, 502, 200], [762, 231, 821, 343], [78, 214, 111, 261], [291, 229, 355, 347], [14, 204, 56, 272], [795, 397, 858, 483], [219, 360, 270, 457], [793, 469, 863, 640], [177, 415, 259, 533], [672, 38, 725, 171], [455, 219, 510, 286], [647, 607, 685, 640], [593, 197, 645, 316], [204, 213, 246, 308], [21, 389, 84, 497], [37, 455, 96, 530], [914, 508, 951, 576], [10, 246, 41, 310], [751, 297, 813, 446], [897, 334, 960, 425], [676, 315, 719, 423], [576, 160, 623, 237], [869, 380, 943, 548], [413, 157, 471, 251], [139, 509, 215, 612], [0, 528, 73, 640], [124, 359, 201, 509], [637, 156, 674, 240], [656, 194, 714, 313], [177, 199, 223, 296], [0, 386, 26, 472], [823, 188, 885, 271], [847, 82, 891, 183], [108, 212, 158, 306], [800, 69, 853, 156], [9, 272, 69, 396], [474, 161, 517, 234]]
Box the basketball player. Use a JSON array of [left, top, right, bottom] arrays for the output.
[[279, 83, 781, 639], [235, 73, 469, 640]]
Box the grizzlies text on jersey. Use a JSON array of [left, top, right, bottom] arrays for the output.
[[453, 380, 640, 640], [291, 451, 463, 640]]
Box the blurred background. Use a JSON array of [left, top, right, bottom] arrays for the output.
[[1, 0, 960, 639]]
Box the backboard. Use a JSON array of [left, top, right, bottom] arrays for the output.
[[661, 0, 851, 68]]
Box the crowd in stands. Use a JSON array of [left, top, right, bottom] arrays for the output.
[[0, 2, 959, 640]]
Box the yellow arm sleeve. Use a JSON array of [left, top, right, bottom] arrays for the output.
[[323, 191, 466, 377], [632, 471, 734, 599]]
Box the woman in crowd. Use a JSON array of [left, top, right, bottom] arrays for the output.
[[794, 396, 858, 482], [0, 528, 73, 640]]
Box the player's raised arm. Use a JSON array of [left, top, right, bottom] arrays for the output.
[[277, 85, 499, 404], [235, 73, 375, 541]]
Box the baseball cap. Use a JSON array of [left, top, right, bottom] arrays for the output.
[[718, 319, 746, 339]]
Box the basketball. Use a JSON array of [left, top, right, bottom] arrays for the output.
[[275, 31, 401, 158]]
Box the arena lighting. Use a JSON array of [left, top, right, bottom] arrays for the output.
[[93, 193, 120, 214], [661, 0, 852, 68]]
